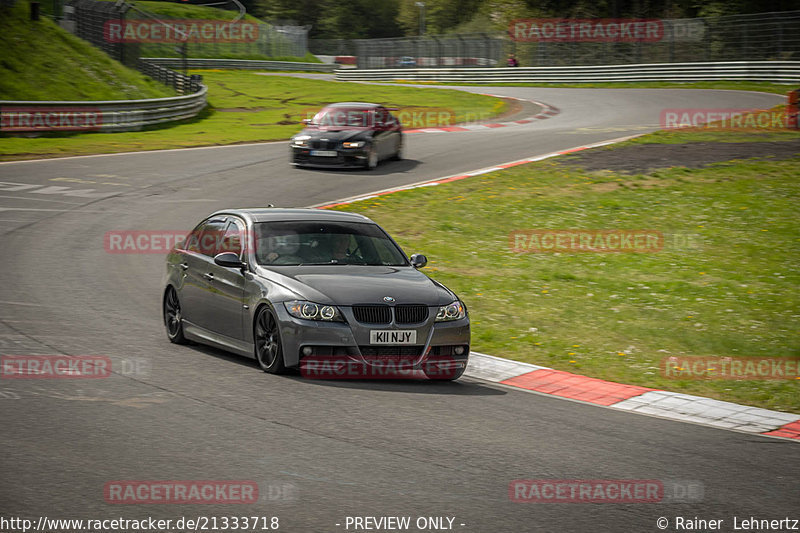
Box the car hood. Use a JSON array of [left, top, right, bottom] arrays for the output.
[[258, 265, 456, 306], [296, 128, 372, 141]]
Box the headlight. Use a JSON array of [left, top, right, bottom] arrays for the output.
[[342, 141, 365, 148], [284, 300, 343, 322], [292, 135, 311, 148], [435, 300, 466, 322]]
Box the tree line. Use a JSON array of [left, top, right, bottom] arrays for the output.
[[235, 0, 798, 38]]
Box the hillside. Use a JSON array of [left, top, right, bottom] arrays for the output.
[[0, 0, 174, 101], [119, 0, 319, 62]]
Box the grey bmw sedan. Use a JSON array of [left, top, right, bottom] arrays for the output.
[[162, 208, 470, 380]]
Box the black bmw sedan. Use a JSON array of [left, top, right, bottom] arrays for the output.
[[163, 208, 470, 380], [290, 103, 404, 169]]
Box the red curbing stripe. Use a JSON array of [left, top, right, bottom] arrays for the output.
[[498, 160, 528, 169], [500, 369, 655, 406], [558, 146, 590, 155], [762, 420, 800, 440], [438, 126, 470, 132], [313, 134, 645, 211], [435, 174, 471, 184], [485, 123, 507, 128]]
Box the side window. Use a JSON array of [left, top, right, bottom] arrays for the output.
[[375, 109, 388, 127], [184, 221, 207, 253], [219, 220, 244, 258], [186, 218, 227, 257]]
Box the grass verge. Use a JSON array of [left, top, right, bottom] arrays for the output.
[[0, 71, 504, 160], [0, 0, 174, 101], [331, 130, 800, 413]]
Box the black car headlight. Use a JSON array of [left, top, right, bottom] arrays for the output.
[[284, 301, 344, 322], [292, 135, 311, 148], [342, 141, 365, 148], [435, 300, 466, 322]]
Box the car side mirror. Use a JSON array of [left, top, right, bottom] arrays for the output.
[[214, 252, 244, 269], [410, 253, 427, 268], [302, 118, 312, 125]]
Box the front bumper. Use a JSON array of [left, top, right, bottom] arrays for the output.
[[290, 146, 368, 169], [273, 304, 470, 376]]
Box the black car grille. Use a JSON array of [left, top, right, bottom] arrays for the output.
[[360, 346, 423, 357], [395, 305, 428, 324], [352, 305, 392, 324], [351, 304, 429, 324], [310, 139, 338, 150]]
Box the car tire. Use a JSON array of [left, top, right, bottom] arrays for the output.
[[163, 287, 187, 344], [365, 146, 378, 170], [392, 139, 403, 161], [254, 306, 287, 374]]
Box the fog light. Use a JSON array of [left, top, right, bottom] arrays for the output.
[[302, 346, 313, 356], [454, 346, 465, 355]]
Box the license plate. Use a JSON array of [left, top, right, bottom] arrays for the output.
[[310, 150, 337, 157], [370, 330, 417, 345]]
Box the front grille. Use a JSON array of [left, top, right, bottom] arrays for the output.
[[360, 346, 423, 357], [310, 140, 338, 150], [395, 305, 428, 324], [352, 305, 391, 324]]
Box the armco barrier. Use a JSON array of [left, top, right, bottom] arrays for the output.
[[334, 61, 800, 83], [0, 86, 207, 134], [145, 58, 337, 72]]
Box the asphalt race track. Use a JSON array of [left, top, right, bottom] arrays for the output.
[[1, 84, 797, 533]]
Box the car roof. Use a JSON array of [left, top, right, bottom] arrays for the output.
[[323, 102, 382, 109], [207, 207, 375, 225]]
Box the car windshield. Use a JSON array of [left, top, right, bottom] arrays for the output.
[[254, 221, 409, 267], [313, 107, 374, 128]]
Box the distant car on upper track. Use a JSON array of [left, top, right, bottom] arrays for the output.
[[290, 103, 404, 170]]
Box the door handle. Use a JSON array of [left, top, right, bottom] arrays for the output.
[[203, 273, 214, 281]]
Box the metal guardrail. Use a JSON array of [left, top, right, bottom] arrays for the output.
[[0, 84, 207, 134], [138, 59, 205, 94], [335, 61, 800, 83], [145, 58, 336, 72]]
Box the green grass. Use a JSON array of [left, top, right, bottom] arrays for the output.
[[619, 112, 800, 144], [331, 130, 800, 413], [0, 1, 174, 101], [104, 1, 318, 62], [390, 80, 796, 96], [0, 71, 504, 160]]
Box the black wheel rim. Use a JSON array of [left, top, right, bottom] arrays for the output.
[[164, 289, 181, 337], [256, 310, 280, 368]]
